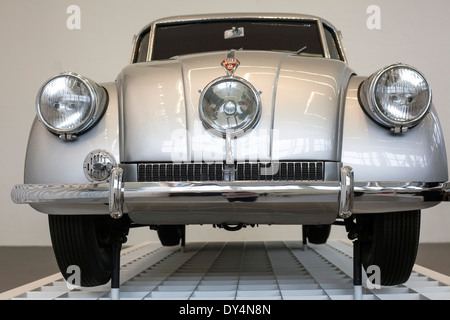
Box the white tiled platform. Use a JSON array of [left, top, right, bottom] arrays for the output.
[[2, 240, 450, 300]]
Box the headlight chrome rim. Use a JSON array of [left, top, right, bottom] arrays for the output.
[[360, 63, 432, 131], [199, 76, 262, 137], [36, 71, 107, 138]]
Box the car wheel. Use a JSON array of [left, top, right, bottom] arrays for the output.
[[357, 210, 420, 286], [304, 224, 331, 244], [157, 225, 185, 246], [48, 215, 128, 287]]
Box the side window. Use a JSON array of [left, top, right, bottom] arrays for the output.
[[133, 28, 150, 63], [323, 25, 343, 61]]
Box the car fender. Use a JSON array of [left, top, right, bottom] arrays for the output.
[[342, 76, 448, 182], [24, 82, 120, 185]]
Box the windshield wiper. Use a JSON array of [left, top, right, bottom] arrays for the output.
[[293, 46, 308, 55]]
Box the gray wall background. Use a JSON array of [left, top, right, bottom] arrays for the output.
[[1, 0, 449, 246]]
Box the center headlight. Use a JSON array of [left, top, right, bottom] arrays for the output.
[[199, 77, 261, 137], [36, 72, 107, 139], [359, 64, 432, 132]]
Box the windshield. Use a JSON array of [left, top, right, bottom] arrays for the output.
[[151, 19, 324, 60]]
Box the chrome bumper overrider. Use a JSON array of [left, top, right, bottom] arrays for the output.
[[11, 166, 450, 219]]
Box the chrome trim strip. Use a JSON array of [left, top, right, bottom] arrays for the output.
[[11, 179, 450, 209], [11, 183, 110, 203], [148, 13, 324, 27], [336, 30, 348, 64], [176, 57, 191, 161], [130, 34, 138, 64], [270, 51, 292, 158], [322, 20, 348, 63], [12, 181, 341, 204], [317, 20, 331, 59], [339, 166, 354, 218], [225, 131, 234, 165], [109, 167, 124, 219], [354, 181, 449, 198], [147, 22, 157, 62]]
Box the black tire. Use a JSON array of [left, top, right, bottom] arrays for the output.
[[49, 215, 122, 287], [305, 224, 331, 244], [157, 225, 185, 246], [358, 210, 421, 286]]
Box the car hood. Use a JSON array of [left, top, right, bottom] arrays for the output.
[[117, 51, 353, 163]]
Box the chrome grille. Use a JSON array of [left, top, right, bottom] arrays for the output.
[[236, 162, 323, 181], [137, 162, 324, 182], [138, 163, 223, 182]]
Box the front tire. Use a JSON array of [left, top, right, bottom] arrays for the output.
[[49, 215, 128, 287], [357, 210, 421, 286]]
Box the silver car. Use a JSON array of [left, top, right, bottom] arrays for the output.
[[11, 13, 450, 287]]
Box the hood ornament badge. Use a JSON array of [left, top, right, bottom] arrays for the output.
[[221, 50, 240, 76]]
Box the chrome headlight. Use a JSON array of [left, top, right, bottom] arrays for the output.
[[359, 64, 431, 133], [199, 77, 261, 137], [36, 72, 107, 140]]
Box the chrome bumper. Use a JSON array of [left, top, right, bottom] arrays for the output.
[[11, 166, 450, 219]]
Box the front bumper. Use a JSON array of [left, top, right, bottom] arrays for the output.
[[11, 166, 450, 223]]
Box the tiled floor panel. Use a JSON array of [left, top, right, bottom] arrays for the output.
[[3, 240, 450, 300]]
